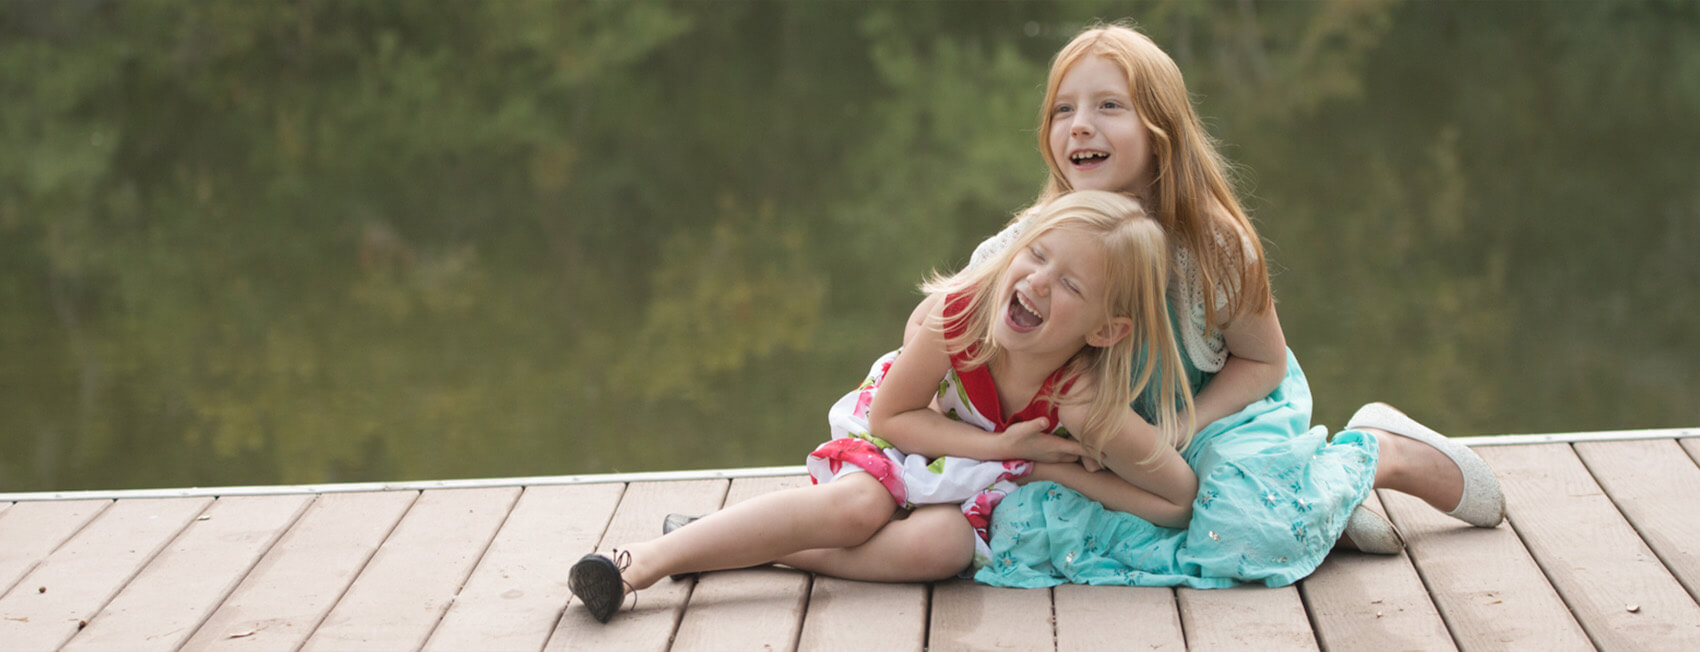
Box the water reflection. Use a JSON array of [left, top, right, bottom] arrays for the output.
[[2, 1, 1695, 492]]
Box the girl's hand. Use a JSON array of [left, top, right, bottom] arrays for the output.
[[1000, 418, 1084, 463], [1080, 454, 1103, 473]]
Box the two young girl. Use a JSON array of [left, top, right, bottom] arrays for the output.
[[570, 20, 1508, 620], [966, 22, 1504, 589], [569, 191, 1196, 623]]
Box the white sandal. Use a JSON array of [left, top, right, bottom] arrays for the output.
[[1348, 402, 1505, 528], [1343, 505, 1405, 554]]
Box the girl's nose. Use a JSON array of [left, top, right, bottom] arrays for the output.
[[1028, 269, 1052, 296], [1070, 115, 1094, 137]]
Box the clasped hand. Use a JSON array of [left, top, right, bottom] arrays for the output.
[[998, 417, 1084, 464]]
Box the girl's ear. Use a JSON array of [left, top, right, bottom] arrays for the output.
[[1087, 316, 1134, 348]]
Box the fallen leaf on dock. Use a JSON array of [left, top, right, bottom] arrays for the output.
[[1626, 604, 1640, 613], [228, 630, 257, 639]]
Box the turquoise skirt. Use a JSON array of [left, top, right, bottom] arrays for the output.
[[974, 350, 1378, 588]]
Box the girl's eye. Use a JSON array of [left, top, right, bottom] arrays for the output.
[[1064, 279, 1082, 295], [1101, 100, 1123, 110], [1052, 103, 1073, 116]]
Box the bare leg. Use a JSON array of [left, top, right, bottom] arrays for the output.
[[778, 504, 976, 582], [1366, 428, 1465, 512], [617, 473, 897, 590]]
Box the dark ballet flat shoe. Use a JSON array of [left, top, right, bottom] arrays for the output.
[[661, 513, 702, 581], [569, 550, 634, 623], [663, 513, 700, 535]]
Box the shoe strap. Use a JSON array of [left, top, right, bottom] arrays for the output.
[[611, 549, 638, 612]]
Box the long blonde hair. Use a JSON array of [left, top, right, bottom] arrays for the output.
[[924, 190, 1195, 459], [1034, 22, 1272, 330]]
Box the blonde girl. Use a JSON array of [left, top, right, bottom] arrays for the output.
[[933, 22, 1507, 589], [569, 191, 1199, 623]]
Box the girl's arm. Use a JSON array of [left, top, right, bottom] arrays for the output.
[[1054, 402, 1198, 528], [1192, 301, 1287, 430], [902, 293, 942, 347], [1024, 462, 1192, 529], [1189, 212, 1288, 432], [871, 305, 1084, 464]]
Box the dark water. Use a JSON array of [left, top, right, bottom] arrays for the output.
[[3, 1, 1696, 492]]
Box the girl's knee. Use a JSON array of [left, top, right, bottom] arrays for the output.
[[901, 508, 976, 578], [826, 474, 899, 542], [910, 539, 974, 579]]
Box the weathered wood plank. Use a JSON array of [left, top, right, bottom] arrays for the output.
[[1177, 585, 1316, 651], [63, 495, 312, 652], [0, 497, 211, 652], [1299, 492, 1455, 652], [422, 483, 625, 652], [672, 475, 812, 652], [300, 486, 520, 652], [182, 491, 418, 652], [1380, 489, 1590, 651], [1575, 439, 1700, 601], [0, 499, 109, 597], [929, 580, 1053, 651], [797, 577, 926, 651], [1478, 443, 1700, 649], [545, 479, 729, 652], [1055, 584, 1183, 651], [1682, 437, 1700, 462]]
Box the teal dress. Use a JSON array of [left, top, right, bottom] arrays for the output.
[[974, 302, 1379, 589]]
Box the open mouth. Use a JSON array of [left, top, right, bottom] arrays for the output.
[[1008, 291, 1044, 332], [1070, 150, 1110, 166]]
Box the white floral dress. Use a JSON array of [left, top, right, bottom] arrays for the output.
[[806, 294, 1064, 567]]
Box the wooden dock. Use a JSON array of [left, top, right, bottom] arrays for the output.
[[1, 429, 1698, 651]]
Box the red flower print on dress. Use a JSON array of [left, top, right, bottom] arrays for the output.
[[853, 390, 874, 420], [962, 490, 1009, 544], [808, 438, 907, 506], [999, 460, 1034, 481]]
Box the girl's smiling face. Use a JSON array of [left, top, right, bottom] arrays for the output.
[[995, 227, 1119, 355], [1047, 56, 1155, 196]]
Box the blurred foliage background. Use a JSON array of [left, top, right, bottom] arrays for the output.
[[3, 0, 1696, 492]]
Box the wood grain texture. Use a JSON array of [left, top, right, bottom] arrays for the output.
[[0, 497, 211, 652], [1478, 443, 1700, 650], [1177, 585, 1317, 651], [1055, 584, 1184, 651], [423, 483, 624, 652], [0, 500, 109, 598], [65, 495, 312, 652], [301, 487, 520, 652], [672, 475, 812, 652], [545, 479, 729, 652], [929, 579, 1053, 651], [183, 491, 418, 652], [1299, 492, 1456, 652], [1, 433, 1692, 651], [797, 577, 926, 651], [1574, 439, 1700, 601], [1382, 488, 1591, 652]]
